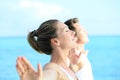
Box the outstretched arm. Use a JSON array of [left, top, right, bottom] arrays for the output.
[[16, 57, 58, 80], [16, 57, 43, 80]]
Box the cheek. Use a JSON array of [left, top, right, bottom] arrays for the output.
[[59, 38, 71, 49]]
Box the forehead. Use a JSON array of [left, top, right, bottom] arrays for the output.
[[55, 21, 68, 31], [73, 23, 84, 30]]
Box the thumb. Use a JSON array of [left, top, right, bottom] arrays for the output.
[[78, 51, 82, 57], [37, 63, 43, 80]]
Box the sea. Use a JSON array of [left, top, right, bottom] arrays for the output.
[[0, 36, 120, 80]]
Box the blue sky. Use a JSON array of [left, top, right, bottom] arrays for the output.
[[0, 0, 120, 36]]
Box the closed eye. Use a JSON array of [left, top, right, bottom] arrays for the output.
[[65, 30, 69, 32]]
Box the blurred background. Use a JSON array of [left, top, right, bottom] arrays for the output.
[[0, 0, 120, 80]]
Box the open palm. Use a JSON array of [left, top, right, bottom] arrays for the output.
[[16, 57, 42, 80]]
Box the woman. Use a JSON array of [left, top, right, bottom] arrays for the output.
[[16, 19, 78, 80], [65, 18, 93, 80]]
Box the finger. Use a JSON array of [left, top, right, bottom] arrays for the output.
[[71, 48, 75, 53], [78, 51, 82, 57], [38, 64, 42, 75], [16, 63, 22, 77], [19, 57, 28, 71], [38, 64, 43, 80], [21, 57, 35, 70], [17, 57, 24, 73]]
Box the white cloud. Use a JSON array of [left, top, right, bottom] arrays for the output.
[[18, 0, 69, 18], [5, 0, 71, 19], [0, 0, 72, 36]]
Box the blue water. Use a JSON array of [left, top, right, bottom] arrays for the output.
[[0, 36, 120, 80]]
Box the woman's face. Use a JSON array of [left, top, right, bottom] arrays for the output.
[[73, 23, 89, 43], [55, 21, 77, 49]]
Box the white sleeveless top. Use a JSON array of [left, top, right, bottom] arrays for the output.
[[59, 66, 75, 80], [75, 54, 94, 80]]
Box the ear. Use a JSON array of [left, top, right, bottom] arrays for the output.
[[51, 38, 59, 46]]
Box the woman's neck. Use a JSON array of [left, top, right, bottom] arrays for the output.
[[51, 49, 77, 80], [50, 49, 70, 67]]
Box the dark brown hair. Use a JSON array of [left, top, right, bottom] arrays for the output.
[[27, 19, 59, 55], [64, 17, 79, 33]]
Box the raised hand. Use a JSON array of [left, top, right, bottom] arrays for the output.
[[16, 57, 43, 80]]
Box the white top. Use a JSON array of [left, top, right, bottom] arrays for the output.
[[59, 66, 75, 80], [75, 54, 94, 80]]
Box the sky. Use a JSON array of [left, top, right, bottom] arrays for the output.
[[0, 0, 120, 36]]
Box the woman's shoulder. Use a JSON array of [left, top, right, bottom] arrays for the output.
[[43, 62, 63, 74], [41, 63, 59, 80], [43, 62, 59, 69], [43, 62, 70, 80]]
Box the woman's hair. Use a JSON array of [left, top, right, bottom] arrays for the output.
[[27, 19, 59, 55], [64, 17, 79, 33]]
